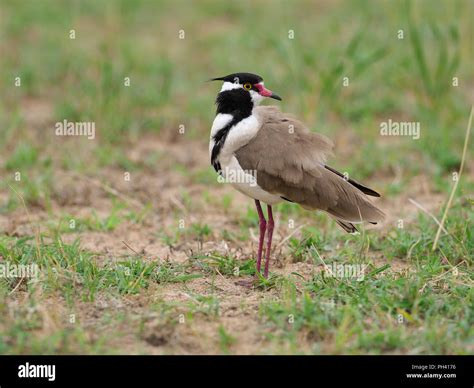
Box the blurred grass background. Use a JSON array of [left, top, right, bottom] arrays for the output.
[[0, 0, 472, 172]]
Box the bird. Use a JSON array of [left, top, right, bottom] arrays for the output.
[[209, 72, 385, 280]]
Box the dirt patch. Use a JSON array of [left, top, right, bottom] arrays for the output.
[[2, 133, 459, 354]]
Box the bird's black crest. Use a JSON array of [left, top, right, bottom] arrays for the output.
[[211, 72, 263, 85]]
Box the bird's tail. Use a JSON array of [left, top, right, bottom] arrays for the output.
[[323, 165, 385, 226], [334, 219, 359, 234]]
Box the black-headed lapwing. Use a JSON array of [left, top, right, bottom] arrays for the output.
[[210, 72, 384, 280]]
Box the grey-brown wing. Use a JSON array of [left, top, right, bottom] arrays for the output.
[[324, 165, 381, 197], [235, 107, 384, 223]]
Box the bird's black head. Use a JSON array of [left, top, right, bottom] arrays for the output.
[[210, 72, 282, 104], [211, 72, 263, 85]]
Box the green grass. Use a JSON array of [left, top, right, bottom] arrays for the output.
[[218, 325, 236, 354], [0, 205, 470, 354], [261, 265, 472, 354], [260, 209, 472, 354]]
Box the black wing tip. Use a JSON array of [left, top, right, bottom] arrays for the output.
[[336, 220, 359, 234], [324, 165, 382, 197], [364, 188, 381, 197]]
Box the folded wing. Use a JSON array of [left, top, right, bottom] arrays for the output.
[[235, 106, 385, 225]]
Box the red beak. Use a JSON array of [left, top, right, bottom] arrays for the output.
[[255, 83, 282, 101]]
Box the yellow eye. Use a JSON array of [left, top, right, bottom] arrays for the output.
[[243, 83, 252, 90]]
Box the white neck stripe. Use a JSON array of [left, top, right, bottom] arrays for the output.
[[220, 81, 242, 92]]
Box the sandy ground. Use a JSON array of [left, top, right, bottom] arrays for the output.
[[1, 127, 456, 354]]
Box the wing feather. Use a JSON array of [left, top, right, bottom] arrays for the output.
[[235, 106, 385, 223]]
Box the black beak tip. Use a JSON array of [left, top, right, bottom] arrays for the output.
[[271, 94, 282, 101]]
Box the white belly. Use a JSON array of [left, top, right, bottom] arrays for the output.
[[219, 155, 283, 205]]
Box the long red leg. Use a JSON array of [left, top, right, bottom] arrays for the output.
[[255, 200, 266, 274], [263, 205, 274, 278]]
